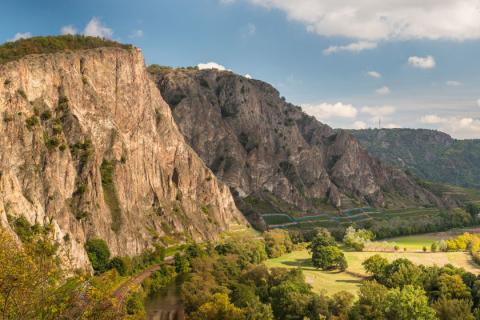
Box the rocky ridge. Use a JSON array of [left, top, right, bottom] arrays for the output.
[[0, 48, 247, 269], [150, 67, 447, 226]]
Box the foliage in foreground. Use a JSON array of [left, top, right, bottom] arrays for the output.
[[0, 227, 124, 319]]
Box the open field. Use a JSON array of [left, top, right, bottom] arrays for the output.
[[265, 248, 480, 296], [374, 227, 480, 250]]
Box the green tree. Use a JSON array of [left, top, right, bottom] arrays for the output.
[[264, 229, 293, 258], [85, 239, 111, 273], [174, 252, 190, 273], [343, 226, 374, 251], [309, 229, 347, 271], [432, 298, 475, 320], [384, 285, 436, 320], [438, 274, 472, 300], [189, 293, 245, 320], [350, 281, 389, 320], [311, 245, 347, 271], [362, 254, 388, 281], [269, 269, 313, 320], [109, 256, 131, 276]]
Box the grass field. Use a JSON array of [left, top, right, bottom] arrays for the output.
[[265, 247, 480, 296], [378, 227, 480, 250]]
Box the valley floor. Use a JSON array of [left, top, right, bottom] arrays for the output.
[[265, 228, 480, 295]]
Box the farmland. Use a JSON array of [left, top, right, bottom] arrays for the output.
[[265, 228, 480, 295]]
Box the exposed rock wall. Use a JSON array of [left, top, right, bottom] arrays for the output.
[[0, 48, 247, 269], [151, 68, 444, 225]]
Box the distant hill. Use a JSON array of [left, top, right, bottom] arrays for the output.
[[350, 128, 480, 189]]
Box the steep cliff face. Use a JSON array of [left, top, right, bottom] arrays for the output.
[[0, 48, 247, 269], [150, 68, 443, 225], [351, 128, 480, 189]]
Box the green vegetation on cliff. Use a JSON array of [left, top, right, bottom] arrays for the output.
[[0, 35, 132, 65], [351, 128, 480, 189]]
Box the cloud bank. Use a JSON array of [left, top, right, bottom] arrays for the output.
[[245, 0, 480, 41]]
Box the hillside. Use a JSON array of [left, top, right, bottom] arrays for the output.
[[351, 128, 480, 189], [149, 67, 448, 227], [0, 46, 247, 269]]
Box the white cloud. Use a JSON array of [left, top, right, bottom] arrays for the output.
[[83, 17, 113, 38], [421, 114, 447, 124], [129, 29, 144, 38], [323, 41, 377, 55], [477, 99, 480, 107], [375, 86, 391, 95], [367, 71, 381, 78], [361, 106, 396, 118], [446, 80, 462, 86], [9, 32, 32, 42], [198, 62, 227, 71], [408, 56, 436, 69], [245, 74, 253, 79], [246, 0, 480, 41], [352, 121, 368, 129], [302, 102, 358, 120], [61, 25, 77, 35], [421, 114, 480, 138]]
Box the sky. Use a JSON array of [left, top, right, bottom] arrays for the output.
[[2, 0, 480, 139]]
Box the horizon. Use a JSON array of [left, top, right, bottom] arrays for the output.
[[2, 0, 480, 139]]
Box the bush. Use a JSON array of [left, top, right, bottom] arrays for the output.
[[109, 256, 131, 276], [125, 291, 145, 316], [25, 115, 39, 130], [85, 239, 111, 273]]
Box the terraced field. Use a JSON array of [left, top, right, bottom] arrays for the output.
[[261, 207, 442, 229]]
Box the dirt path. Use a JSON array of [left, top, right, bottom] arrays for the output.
[[112, 256, 174, 304]]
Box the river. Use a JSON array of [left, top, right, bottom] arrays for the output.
[[144, 278, 185, 320]]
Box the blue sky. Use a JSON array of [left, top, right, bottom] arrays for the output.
[[2, 0, 480, 138]]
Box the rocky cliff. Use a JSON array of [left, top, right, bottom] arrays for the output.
[[149, 67, 445, 226], [351, 128, 480, 189], [0, 48, 247, 269]]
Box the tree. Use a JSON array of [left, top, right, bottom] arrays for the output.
[[264, 229, 293, 258], [311, 245, 347, 271], [174, 252, 190, 273], [309, 229, 347, 271], [438, 274, 471, 300], [328, 291, 355, 318], [109, 256, 131, 276], [362, 254, 388, 281], [85, 239, 111, 273], [343, 226, 374, 251], [350, 281, 389, 320], [383, 258, 423, 288], [384, 285, 436, 320], [189, 293, 245, 320], [432, 298, 475, 320]]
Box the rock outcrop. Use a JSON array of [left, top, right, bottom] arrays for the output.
[[0, 48, 247, 269], [150, 68, 444, 226]]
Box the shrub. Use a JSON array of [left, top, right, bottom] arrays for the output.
[[125, 291, 145, 316], [0, 35, 132, 65], [25, 115, 39, 130], [109, 256, 132, 276], [40, 110, 51, 121], [85, 238, 111, 273]]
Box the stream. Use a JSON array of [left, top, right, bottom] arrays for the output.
[[144, 279, 185, 320]]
